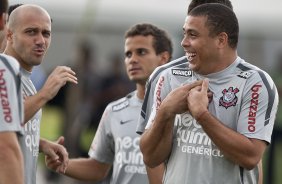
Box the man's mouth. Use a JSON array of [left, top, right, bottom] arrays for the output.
[[186, 52, 196, 62]]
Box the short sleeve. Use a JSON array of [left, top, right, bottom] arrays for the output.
[[145, 73, 172, 130], [237, 71, 278, 143], [88, 105, 115, 163], [0, 55, 23, 134]]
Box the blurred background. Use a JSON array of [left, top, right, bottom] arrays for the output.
[[8, 0, 282, 183]]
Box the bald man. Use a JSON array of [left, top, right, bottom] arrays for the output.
[[0, 0, 24, 183], [4, 4, 77, 184]]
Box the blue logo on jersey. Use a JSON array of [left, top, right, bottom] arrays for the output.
[[219, 87, 239, 109]]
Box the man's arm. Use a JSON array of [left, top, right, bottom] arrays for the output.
[[39, 137, 69, 173], [24, 66, 77, 123], [66, 158, 111, 181], [46, 156, 111, 182], [187, 79, 267, 169], [45, 103, 114, 182], [140, 107, 174, 168], [0, 132, 24, 184], [258, 159, 263, 184], [197, 111, 266, 169], [140, 81, 203, 168], [146, 163, 165, 184]]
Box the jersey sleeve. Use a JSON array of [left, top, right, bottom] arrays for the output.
[[0, 55, 24, 134], [237, 71, 278, 143], [145, 72, 172, 130], [137, 72, 161, 134], [88, 105, 115, 164]]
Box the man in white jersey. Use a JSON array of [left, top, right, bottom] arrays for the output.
[[137, 0, 232, 136], [0, 0, 24, 183], [0, 3, 23, 52], [46, 23, 173, 184], [3, 4, 78, 184], [140, 3, 278, 184], [136, 1, 263, 183]]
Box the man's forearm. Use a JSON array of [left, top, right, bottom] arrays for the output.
[[198, 111, 266, 169], [140, 108, 174, 167], [0, 133, 24, 184], [146, 163, 165, 184], [24, 92, 48, 123], [65, 159, 110, 182]]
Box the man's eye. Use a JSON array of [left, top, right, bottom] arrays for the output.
[[125, 52, 132, 58], [43, 32, 51, 38], [137, 49, 146, 55], [189, 32, 197, 38], [27, 30, 36, 34]]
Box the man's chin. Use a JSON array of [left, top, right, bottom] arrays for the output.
[[188, 63, 197, 70]]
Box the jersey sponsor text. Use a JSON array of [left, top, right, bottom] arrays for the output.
[[156, 76, 164, 110], [248, 84, 262, 132], [171, 69, 192, 77], [24, 118, 40, 156], [0, 69, 13, 123], [175, 113, 223, 157], [116, 136, 146, 174]]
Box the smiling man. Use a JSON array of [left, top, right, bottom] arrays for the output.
[[140, 3, 278, 184]]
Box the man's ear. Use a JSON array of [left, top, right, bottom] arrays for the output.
[[217, 32, 228, 49], [6, 28, 13, 41], [159, 51, 171, 65]]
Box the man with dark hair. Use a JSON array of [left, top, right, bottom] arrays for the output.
[[0, 0, 9, 51], [137, 0, 233, 135], [140, 3, 278, 184], [0, 0, 24, 183], [46, 23, 173, 184], [0, 3, 23, 52], [187, 0, 233, 12]]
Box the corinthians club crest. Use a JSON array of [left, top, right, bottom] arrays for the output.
[[219, 87, 239, 109]]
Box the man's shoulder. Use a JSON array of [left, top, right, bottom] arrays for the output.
[[0, 54, 20, 74], [149, 56, 188, 82], [108, 91, 135, 112], [236, 59, 274, 82]]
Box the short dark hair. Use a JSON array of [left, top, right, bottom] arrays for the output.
[[188, 0, 233, 14], [189, 3, 239, 49], [8, 3, 23, 16], [0, 0, 8, 14], [125, 23, 173, 60], [6, 3, 23, 21]]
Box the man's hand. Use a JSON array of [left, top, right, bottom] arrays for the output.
[[40, 66, 77, 101], [160, 80, 203, 115], [187, 79, 210, 120], [42, 136, 68, 173]]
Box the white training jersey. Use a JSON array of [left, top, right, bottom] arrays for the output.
[[0, 54, 24, 134], [146, 56, 278, 184], [89, 91, 149, 184], [19, 69, 42, 184], [137, 56, 187, 134]]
